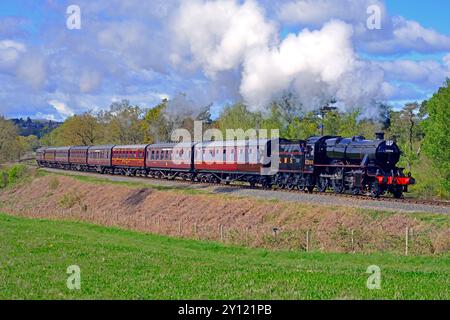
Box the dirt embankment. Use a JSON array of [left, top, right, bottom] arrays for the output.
[[1, 174, 448, 255]]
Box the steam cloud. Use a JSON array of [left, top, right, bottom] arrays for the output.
[[172, 0, 390, 118]]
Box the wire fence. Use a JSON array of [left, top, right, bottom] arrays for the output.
[[10, 205, 450, 256]]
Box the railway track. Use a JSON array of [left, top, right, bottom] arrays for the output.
[[33, 164, 450, 209]]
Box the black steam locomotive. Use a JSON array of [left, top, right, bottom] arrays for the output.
[[37, 133, 415, 199], [298, 132, 414, 198]]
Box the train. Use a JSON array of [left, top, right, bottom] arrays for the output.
[[36, 133, 415, 198]]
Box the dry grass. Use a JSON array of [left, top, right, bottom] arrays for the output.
[[1, 173, 448, 255]]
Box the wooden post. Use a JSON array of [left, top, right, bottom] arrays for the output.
[[306, 230, 310, 252], [351, 229, 355, 253], [405, 227, 409, 256], [220, 224, 224, 242], [246, 226, 250, 245]]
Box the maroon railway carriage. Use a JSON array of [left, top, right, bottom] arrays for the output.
[[54, 147, 71, 169], [43, 147, 56, 164], [36, 147, 47, 166], [146, 142, 195, 179], [193, 139, 271, 185], [87, 145, 115, 173], [69, 146, 89, 170], [111, 145, 148, 175]]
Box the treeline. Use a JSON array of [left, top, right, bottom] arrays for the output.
[[11, 118, 62, 138], [0, 81, 448, 198]]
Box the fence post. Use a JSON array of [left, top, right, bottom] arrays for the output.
[[246, 226, 250, 245], [351, 229, 355, 253], [220, 224, 224, 242], [306, 229, 310, 252], [405, 227, 409, 256]]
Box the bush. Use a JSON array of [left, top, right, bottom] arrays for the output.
[[8, 164, 27, 184], [0, 164, 28, 189], [48, 177, 60, 191]]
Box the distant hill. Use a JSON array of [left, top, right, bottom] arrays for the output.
[[10, 118, 62, 138]]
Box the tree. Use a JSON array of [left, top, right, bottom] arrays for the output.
[[43, 113, 102, 146], [0, 116, 20, 163], [401, 102, 420, 154], [100, 100, 145, 144], [142, 100, 169, 143], [285, 113, 319, 139], [421, 79, 450, 193], [217, 103, 261, 137]]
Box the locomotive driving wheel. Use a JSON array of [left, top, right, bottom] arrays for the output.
[[370, 181, 381, 198], [286, 176, 296, 190], [392, 186, 403, 199], [332, 168, 345, 193], [317, 176, 328, 193]]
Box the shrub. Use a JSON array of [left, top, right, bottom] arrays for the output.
[[48, 177, 60, 190], [8, 164, 27, 184], [0, 164, 28, 189]]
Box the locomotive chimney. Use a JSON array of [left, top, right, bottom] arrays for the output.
[[375, 132, 385, 140]]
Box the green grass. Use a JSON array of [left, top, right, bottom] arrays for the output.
[[0, 213, 448, 300]]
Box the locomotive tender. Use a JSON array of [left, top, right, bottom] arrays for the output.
[[36, 133, 415, 198]]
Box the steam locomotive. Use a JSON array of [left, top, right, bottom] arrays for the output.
[[36, 132, 415, 198]]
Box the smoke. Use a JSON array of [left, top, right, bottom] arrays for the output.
[[171, 0, 276, 76], [173, 0, 389, 119]]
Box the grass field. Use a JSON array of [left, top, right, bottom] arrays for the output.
[[0, 213, 448, 299]]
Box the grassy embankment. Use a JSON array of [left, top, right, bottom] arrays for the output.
[[0, 213, 449, 300]]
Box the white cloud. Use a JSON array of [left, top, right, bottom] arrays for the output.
[[48, 100, 75, 118], [443, 53, 450, 69], [172, 0, 276, 75], [16, 53, 46, 89], [361, 16, 450, 54], [79, 69, 102, 93], [0, 39, 26, 70], [278, 0, 385, 26], [376, 57, 450, 89], [241, 20, 386, 116]]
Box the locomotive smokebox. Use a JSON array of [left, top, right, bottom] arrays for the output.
[[375, 132, 385, 140]]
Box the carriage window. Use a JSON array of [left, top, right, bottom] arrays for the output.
[[151, 150, 155, 160]]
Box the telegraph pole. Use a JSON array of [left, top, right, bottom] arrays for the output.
[[320, 101, 337, 136]]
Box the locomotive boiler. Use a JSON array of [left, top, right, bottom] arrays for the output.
[[308, 133, 414, 198]]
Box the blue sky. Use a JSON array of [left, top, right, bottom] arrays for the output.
[[0, 0, 449, 120], [386, 0, 450, 34]]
